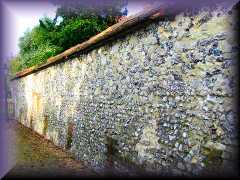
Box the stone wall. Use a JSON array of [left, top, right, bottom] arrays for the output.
[[11, 4, 239, 176]]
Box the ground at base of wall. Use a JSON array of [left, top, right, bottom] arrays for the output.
[[4, 122, 97, 178], [3, 122, 239, 178], [3, 122, 145, 178]]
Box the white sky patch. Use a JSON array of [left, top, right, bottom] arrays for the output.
[[127, 2, 146, 16]]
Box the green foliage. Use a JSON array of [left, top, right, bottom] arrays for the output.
[[53, 17, 108, 50], [9, 55, 23, 75], [10, 2, 126, 74], [19, 43, 63, 69], [16, 17, 63, 72]]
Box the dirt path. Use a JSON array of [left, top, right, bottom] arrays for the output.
[[4, 122, 98, 178]]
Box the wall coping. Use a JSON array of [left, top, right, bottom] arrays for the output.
[[12, 5, 166, 80]]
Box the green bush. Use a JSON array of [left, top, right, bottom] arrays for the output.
[[9, 56, 23, 75], [52, 17, 108, 50], [20, 43, 63, 69], [10, 2, 126, 75]]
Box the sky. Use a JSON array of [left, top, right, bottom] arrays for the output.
[[2, 0, 148, 61]]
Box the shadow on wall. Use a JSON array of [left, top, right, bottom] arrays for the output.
[[66, 122, 74, 150]]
